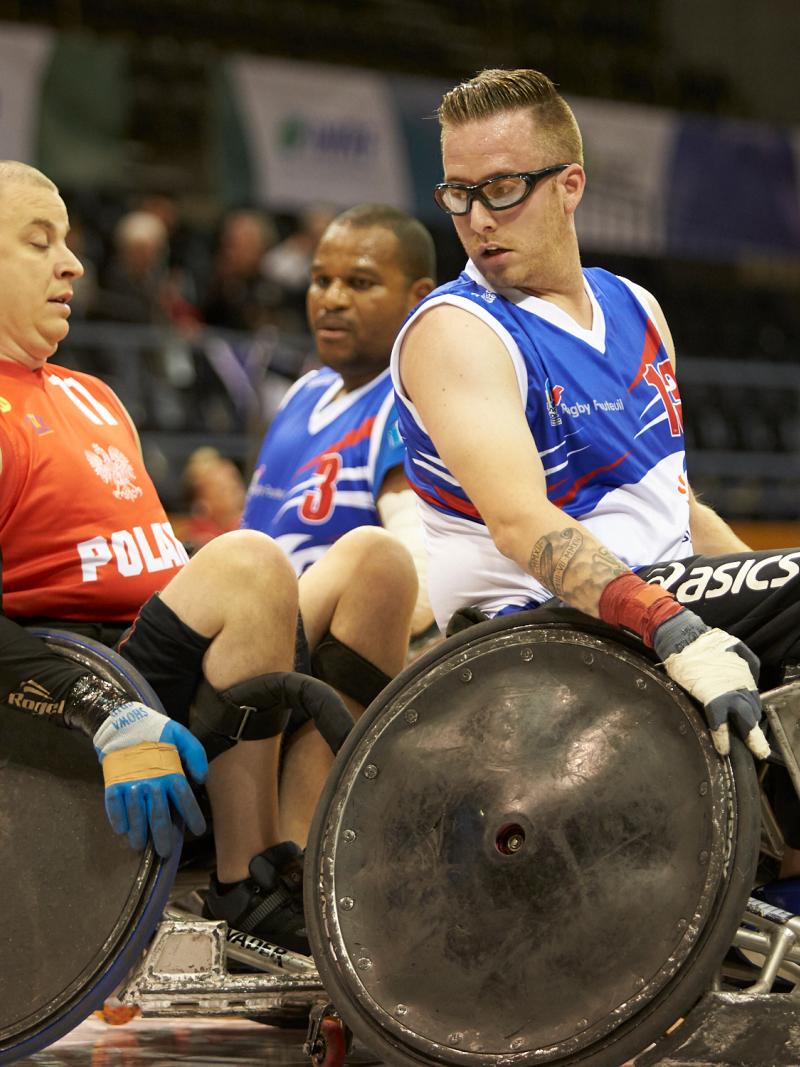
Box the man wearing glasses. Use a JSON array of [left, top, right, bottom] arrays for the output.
[[390, 68, 800, 902]]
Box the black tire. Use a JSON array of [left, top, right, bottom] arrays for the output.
[[0, 630, 180, 1065], [305, 609, 760, 1067]]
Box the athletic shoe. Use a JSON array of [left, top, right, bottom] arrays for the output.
[[203, 840, 309, 955]]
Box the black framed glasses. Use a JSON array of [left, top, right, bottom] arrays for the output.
[[433, 164, 570, 216]]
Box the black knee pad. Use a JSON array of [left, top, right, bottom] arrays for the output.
[[191, 670, 354, 762], [191, 676, 291, 763], [310, 631, 391, 709]]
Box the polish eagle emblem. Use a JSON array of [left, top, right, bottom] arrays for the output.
[[84, 443, 143, 501]]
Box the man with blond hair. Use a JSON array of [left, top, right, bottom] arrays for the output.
[[390, 70, 800, 900]]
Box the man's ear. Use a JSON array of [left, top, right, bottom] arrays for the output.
[[409, 277, 436, 307], [561, 164, 586, 217]]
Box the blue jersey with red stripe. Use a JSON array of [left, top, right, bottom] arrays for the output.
[[241, 366, 404, 573], [390, 262, 693, 627]]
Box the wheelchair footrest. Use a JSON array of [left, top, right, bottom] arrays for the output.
[[119, 916, 325, 1018], [636, 991, 800, 1066]]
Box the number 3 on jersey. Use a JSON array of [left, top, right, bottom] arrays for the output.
[[300, 453, 341, 523]]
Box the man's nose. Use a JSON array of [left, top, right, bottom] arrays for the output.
[[322, 278, 350, 306], [57, 247, 85, 280], [468, 198, 497, 233]]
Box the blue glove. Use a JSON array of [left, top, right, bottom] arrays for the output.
[[653, 609, 770, 759], [93, 702, 208, 857]]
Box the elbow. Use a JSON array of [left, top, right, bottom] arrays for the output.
[[487, 518, 526, 569]]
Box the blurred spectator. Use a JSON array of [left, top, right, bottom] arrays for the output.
[[95, 210, 172, 323], [262, 204, 336, 322], [139, 191, 211, 311], [179, 446, 246, 550], [95, 208, 201, 333], [262, 205, 335, 291], [93, 210, 204, 430], [139, 192, 181, 248], [203, 209, 286, 331]]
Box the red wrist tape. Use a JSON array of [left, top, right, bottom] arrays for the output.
[[598, 572, 683, 647]]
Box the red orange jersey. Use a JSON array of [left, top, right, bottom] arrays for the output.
[[0, 360, 187, 620]]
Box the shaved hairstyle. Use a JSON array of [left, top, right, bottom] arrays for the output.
[[326, 203, 436, 284], [0, 161, 58, 194], [437, 68, 584, 167]]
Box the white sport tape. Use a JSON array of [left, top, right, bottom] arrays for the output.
[[662, 628, 758, 704], [378, 489, 434, 635], [707, 721, 770, 760], [663, 628, 770, 758]]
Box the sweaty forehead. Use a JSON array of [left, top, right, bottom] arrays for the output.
[[314, 223, 401, 273], [0, 181, 69, 232]]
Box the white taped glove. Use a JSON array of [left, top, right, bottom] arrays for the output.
[[653, 610, 770, 760]]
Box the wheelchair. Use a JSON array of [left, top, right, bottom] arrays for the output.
[[0, 629, 333, 1066], [2, 611, 800, 1066], [304, 609, 800, 1067]]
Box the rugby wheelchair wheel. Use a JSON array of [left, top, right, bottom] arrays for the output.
[[305, 609, 760, 1067], [0, 630, 181, 1065]]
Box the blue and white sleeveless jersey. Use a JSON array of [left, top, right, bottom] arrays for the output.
[[242, 366, 404, 574], [390, 261, 693, 629]]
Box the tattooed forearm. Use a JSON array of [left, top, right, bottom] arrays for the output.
[[528, 527, 629, 614], [529, 528, 583, 596], [592, 546, 629, 576]]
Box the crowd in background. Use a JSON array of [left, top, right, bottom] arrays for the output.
[[64, 191, 339, 339], [57, 193, 342, 516], [62, 189, 800, 368]]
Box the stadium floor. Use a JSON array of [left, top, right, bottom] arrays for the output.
[[14, 1014, 383, 1066]]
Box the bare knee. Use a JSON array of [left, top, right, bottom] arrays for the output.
[[335, 527, 417, 608], [193, 530, 296, 594], [164, 530, 298, 634]]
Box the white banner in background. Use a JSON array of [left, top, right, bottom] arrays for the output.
[[570, 96, 676, 254], [0, 23, 53, 163], [230, 56, 412, 212]]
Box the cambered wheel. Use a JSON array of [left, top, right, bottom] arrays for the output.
[[305, 609, 760, 1067], [0, 631, 179, 1065]]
